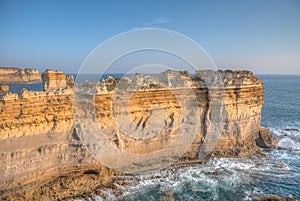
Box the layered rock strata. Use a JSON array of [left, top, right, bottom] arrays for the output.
[[42, 69, 74, 92], [0, 69, 264, 200], [0, 67, 41, 83]]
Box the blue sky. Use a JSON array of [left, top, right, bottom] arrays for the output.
[[0, 0, 299, 74]]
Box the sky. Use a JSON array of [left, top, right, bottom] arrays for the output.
[[0, 0, 299, 74]]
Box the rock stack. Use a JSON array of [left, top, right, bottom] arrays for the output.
[[42, 69, 74, 92]]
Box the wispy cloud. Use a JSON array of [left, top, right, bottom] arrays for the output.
[[144, 17, 170, 27], [132, 17, 170, 30]]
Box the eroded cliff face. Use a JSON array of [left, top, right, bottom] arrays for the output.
[[42, 69, 74, 92], [0, 67, 41, 84], [0, 69, 264, 200]]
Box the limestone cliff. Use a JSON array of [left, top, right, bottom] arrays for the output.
[[42, 69, 74, 92], [0, 69, 264, 200], [0, 67, 41, 83]]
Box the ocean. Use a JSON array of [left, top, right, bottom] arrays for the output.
[[7, 74, 300, 200]]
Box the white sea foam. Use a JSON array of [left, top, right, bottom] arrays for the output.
[[270, 127, 300, 138], [268, 126, 300, 151], [77, 155, 293, 201], [74, 126, 300, 201], [277, 137, 300, 151]]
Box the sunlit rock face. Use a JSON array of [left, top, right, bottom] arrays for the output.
[[92, 70, 264, 160], [0, 69, 264, 200], [42, 69, 74, 92], [42, 69, 66, 92], [0, 67, 41, 83]]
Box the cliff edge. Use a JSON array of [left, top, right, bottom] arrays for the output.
[[0, 69, 266, 200], [0, 67, 41, 84]]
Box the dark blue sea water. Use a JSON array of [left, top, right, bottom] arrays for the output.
[[6, 74, 300, 200]]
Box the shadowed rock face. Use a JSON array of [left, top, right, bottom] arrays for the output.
[[0, 69, 265, 200], [256, 127, 279, 148], [0, 67, 41, 83]]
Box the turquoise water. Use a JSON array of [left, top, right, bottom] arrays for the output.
[[6, 74, 300, 200]]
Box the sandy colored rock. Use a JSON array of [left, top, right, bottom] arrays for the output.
[[0, 67, 41, 83], [0, 70, 266, 200], [42, 69, 74, 92], [42, 69, 67, 92], [0, 84, 9, 94]]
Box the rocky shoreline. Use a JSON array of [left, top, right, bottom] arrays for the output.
[[0, 69, 280, 200]]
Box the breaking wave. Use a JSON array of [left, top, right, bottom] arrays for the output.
[[270, 127, 300, 151], [72, 126, 300, 201], [74, 153, 298, 201]]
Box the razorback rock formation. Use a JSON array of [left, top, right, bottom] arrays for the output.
[[0, 67, 41, 83], [0, 69, 266, 200]]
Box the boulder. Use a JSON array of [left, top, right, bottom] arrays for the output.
[[256, 127, 279, 148]]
